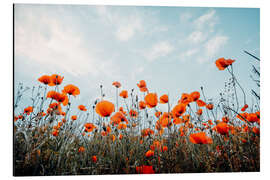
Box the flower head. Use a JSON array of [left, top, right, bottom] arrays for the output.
[[95, 100, 115, 117]]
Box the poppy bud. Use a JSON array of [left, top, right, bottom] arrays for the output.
[[100, 85, 103, 88]]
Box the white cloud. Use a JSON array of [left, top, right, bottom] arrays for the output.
[[143, 41, 174, 62], [187, 31, 207, 44], [193, 10, 218, 31], [115, 17, 143, 41], [15, 7, 116, 77], [198, 35, 228, 63], [179, 48, 199, 61]]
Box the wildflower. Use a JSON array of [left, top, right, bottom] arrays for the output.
[[62, 84, 80, 97], [78, 146, 85, 153], [119, 90, 128, 99], [247, 113, 260, 123], [38, 75, 51, 85], [162, 146, 168, 152], [139, 101, 146, 110], [159, 94, 168, 104], [136, 165, 155, 174], [119, 134, 123, 140], [241, 104, 249, 112], [110, 134, 116, 142], [47, 91, 68, 106], [112, 81, 121, 88], [48, 74, 64, 86], [155, 111, 161, 118], [190, 91, 200, 102], [173, 117, 182, 125], [172, 103, 186, 118], [215, 122, 229, 135], [222, 116, 229, 123], [141, 128, 154, 137], [145, 150, 154, 157], [196, 109, 203, 116], [52, 130, 59, 137], [24, 106, 33, 115], [144, 93, 158, 108], [71, 115, 77, 121], [78, 105, 87, 111], [95, 100, 115, 117], [110, 112, 128, 126], [137, 80, 147, 89], [179, 93, 192, 104], [84, 123, 96, 132], [117, 123, 127, 130], [252, 127, 260, 135], [206, 103, 214, 110], [92, 155, 97, 163], [196, 99, 206, 107], [215, 58, 235, 71], [189, 132, 213, 144], [129, 109, 138, 118]]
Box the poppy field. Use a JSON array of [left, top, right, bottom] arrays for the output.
[[13, 56, 260, 176]]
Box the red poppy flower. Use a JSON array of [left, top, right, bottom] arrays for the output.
[[215, 57, 235, 70], [78, 105, 87, 111], [62, 84, 80, 97], [139, 101, 146, 110], [144, 93, 158, 108], [95, 100, 115, 117], [112, 81, 121, 88], [189, 132, 213, 144], [145, 150, 154, 157], [159, 94, 168, 104], [48, 74, 64, 86], [24, 106, 33, 115], [172, 103, 186, 118], [190, 91, 200, 102], [119, 90, 128, 99], [38, 75, 51, 85]]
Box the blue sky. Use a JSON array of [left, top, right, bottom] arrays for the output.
[[14, 4, 260, 114]]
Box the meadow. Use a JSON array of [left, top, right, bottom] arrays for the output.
[[13, 55, 260, 175]]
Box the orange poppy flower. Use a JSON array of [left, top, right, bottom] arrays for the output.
[[173, 117, 182, 125], [24, 106, 33, 115], [159, 94, 168, 104], [78, 146, 85, 153], [196, 99, 206, 107], [162, 146, 168, 152], [136, 165, 155, 174], [92, 155, 97, 163], [52, 130, 59, 137], [78, 105, 87, 111], [110, 112, 128, 126], [222, 116, 229, 123], [247, 113, 260, 123], [119, 134, 123, 140], [71, 115, 77, 121], [137, 80, 147, 89], [48, 74, 64, 86], [139, 101, 146, 110], [155, 111, 161, 118], [190, 91, 200, 102], [179, 93, 192, 104], [252, 127, 260, 135], [119, 90, 128, 99], [241, 104, 249, 112], [144, 93, 158, 108], [215, 58, 235, 71], [237, 112, 249, 122], [129, 109, 138, 118], [139, 87, 148, 93], [84, 123, 96, 132], [62, 84, 80, 97], [119, 107, 127, 115], [215, 122, 229, 135], [206, 103, 214, 110], [38, 75, 51, 85], [189, 132, 213, 144], [172, 103, 186, 118], [62, 118, 67, 123], [117, 123, 127, 130], [141, 128, 154, 137], [145, 150, 154, 157], [112, 81, 121, 88], [47, 91, 68, 106], [196, 109, 203, 116], [95, 100, 115, 117]]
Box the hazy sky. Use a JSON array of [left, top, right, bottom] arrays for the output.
[[14, 4, 260, 114]]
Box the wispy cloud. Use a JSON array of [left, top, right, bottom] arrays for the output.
[[193, 10, 218, 31], [187, 31, 207, 44], [143, 41, 174, 62]]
